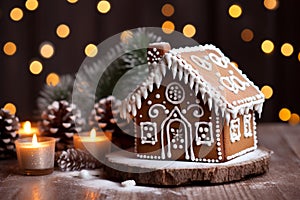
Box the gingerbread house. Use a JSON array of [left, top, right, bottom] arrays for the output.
[[120, 42, 265, 163]]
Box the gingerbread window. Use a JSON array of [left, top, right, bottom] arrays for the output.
[[243, 114, 253, 137], [195, 121, 214, 146], [140, 122, 158, 145], [230, 118, 241, 143]]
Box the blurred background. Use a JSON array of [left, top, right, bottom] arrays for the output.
[[0, 0, 299, 124]]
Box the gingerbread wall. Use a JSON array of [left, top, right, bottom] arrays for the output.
[[135, 72, 222, 162]]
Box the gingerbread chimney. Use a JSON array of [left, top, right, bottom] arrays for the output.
[[147, 42, 171, 65]]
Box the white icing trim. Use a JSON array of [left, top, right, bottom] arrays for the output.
[[120, 44, 265, 121], [226, 146, 257, 160]]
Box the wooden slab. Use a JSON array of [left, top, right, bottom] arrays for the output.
[[104, 147, 272, 186]]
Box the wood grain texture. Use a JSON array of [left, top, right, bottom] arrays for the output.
[[104, 147, 271, 185], [0, 124, 299, 200]]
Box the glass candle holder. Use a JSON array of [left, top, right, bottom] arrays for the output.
[[73, 129, 111, 161], [15, 137, 55, 175]]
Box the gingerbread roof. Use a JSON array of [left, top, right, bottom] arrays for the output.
[[120, 44, 265, 123]]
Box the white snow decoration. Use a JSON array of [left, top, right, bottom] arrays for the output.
[[69, 115, 76, 121], [48, 114, 56, 120], [10, 132, 17, 137], [43, 120, 50, 126], [2, 139, 10, 143], [50, 128, 58, 134], [121, 180, 136, 187], [65, 132, 74, 138], [62, 123, 72, 128], [78, 170, 94, 179], [52, 101, 60, 111], [5, 126, 12, 131], [5, 119, 13, 124]]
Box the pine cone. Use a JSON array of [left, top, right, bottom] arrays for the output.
[[57, 148, 101, 171], [0, 109, 19, 159], [40, 100, 85, 151], [91, 96, 134, 150]]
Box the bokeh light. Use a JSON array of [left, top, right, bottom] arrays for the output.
[[56, 24, 70, 38], [97, 0, 111, 14], [3, 103, 17, 115], [120, 30, 133, 43], [10, 8, 23, 21], [85, 44, 98, 57], [298, 52, 300, 62], [241, 29, 254, 42], [162, 21, 175, 34], [261, 40, 274, 54], [228, 4, 242, 18], [25, 0, 39, 11], [261, 85, 273, 99], [264, 0, 279, 10], [29, 60, 43, 75], [231, 61, 238, 68], [289, 113, 300, 125], [3, 42, 17, 56], [279, 108, 291, 121], [40, 42, 54, 58], [183, 24, 196, 38], [281, 43, 293, 57], [67, 0, 78, 3], [46, 73, 60, 86], [161, 4, 174, 17]]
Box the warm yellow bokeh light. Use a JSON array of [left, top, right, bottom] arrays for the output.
[[161, 4, 175, 17], [264, 0, 279, 10], [46, 73, 60, 86], [3, 103, 17, 115], [231, 61, 238, 68], [289, 113, 300, 125], [67, 0, 78, 3], [85, 44, 98, 57], [162, 21, 175, 34], [279, 108, 291, 121], [3, 42, 17, 56], [261, 40, 274, 54], [183, 24, 196, 38], [261, 85, 273, 99], [29, 60, 43, 75], [56, 24, 70, 38], [25, 0, 39, 11], [241, 29, 254, 42], [97, 1, 111, 14], [10, 8, 23, 21], [120, 30, 133, 43], [40, 42, 54, 58], [281, 43, 294, 57], [298, 52, 300, 62], [228, 4, 242, 18]]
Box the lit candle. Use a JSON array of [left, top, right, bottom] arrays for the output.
[[18, 121, 39, 138], [15, 134, 55, 175], [73, 128, 111, 161]]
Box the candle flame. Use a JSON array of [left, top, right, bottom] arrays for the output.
[[90, 128, 96, 139], [24, 121, 31, 133], [32, 134, 38, 146]]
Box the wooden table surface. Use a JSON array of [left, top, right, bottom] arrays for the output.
[[0, 123, 299, 200]]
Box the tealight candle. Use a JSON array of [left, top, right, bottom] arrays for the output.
[[18, 121, 39, 138], [73, 128, 111, 161], [15, 134, 55, 175]]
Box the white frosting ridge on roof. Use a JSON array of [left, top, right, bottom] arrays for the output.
[[120, 44, 264, 123]]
